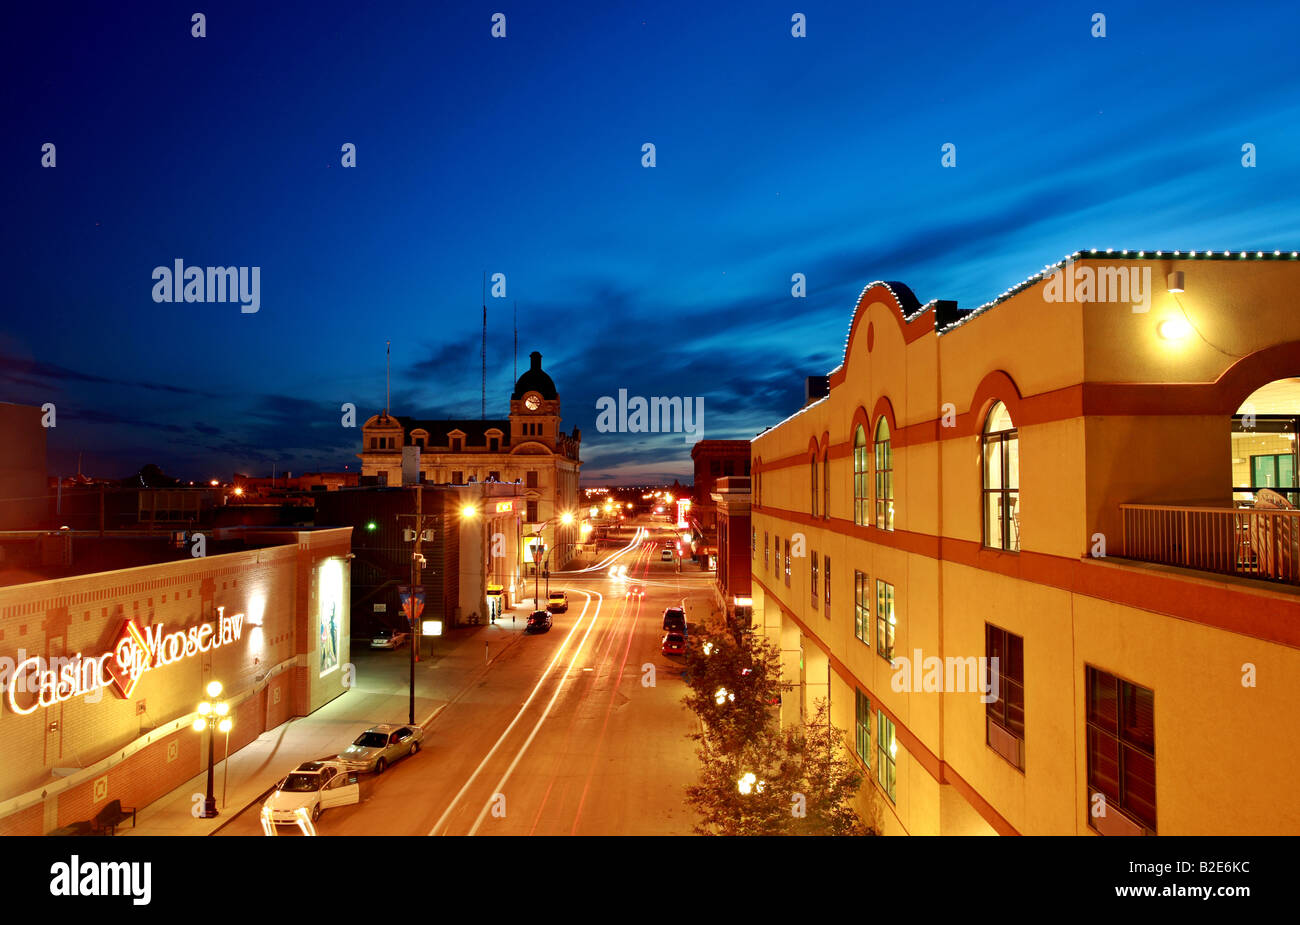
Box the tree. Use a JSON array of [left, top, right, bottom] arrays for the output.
[[787, 699, 874, 836], [682, 626, 789, 755]]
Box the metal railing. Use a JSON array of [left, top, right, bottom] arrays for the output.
[[1119, 503, 1300, 584]]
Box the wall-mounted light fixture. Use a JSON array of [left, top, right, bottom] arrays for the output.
[[1158, 318, 1192, 340], [1167, 271, 1185, 293]]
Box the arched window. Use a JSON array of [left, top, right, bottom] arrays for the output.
[[982, 401, 1019, 551], [810, 455, 819, 517], [874, 418, 894, 531], [822, 452, 830, 520], [853, 426, 870, 525]]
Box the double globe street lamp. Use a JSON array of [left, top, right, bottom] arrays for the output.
[[192, 680, 232, 819]]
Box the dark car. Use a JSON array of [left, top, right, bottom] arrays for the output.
[[662, 607, 687, 634], [662, 633, 687, 656], [527, 610, 553, 633]]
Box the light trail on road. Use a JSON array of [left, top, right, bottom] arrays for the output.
[[426, 589, 601, 836]]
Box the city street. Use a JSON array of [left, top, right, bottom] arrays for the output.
[[218, 519, 715, 836]]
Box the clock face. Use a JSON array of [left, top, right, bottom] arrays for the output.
[[524, 394, 540, 411]]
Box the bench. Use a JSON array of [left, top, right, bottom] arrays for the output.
[[93, 799, 136, 835]]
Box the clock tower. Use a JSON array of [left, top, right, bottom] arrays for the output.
[[509, 351, 561, 449]]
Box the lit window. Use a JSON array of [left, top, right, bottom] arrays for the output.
[[875, 580, 895, 662], [982, 402, 1020, 551], [811, 552, 818, 608], [853, 426, 869, 526], [874, 418, 893, 531], [810, 456, 819, 517], [877, 711, 897, 802], [855, 690, 872, 766], [854, 571, 870, 645]]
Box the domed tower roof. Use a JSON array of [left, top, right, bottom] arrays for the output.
[[512, 351, 558, 400]]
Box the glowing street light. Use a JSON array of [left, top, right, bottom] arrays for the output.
[[714, 687, 735, 706], [737, 772, 765, 795], [461, 504, 478, 519], [194, 680, 231, 818]]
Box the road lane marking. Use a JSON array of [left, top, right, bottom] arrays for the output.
[[425, 590, 599, 836], [466, 589, 608, 835]]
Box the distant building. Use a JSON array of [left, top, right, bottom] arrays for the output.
[[233, 471, 360, 498], [359, 351, 582, 570], [689, 440, 750, 560], [712, 476, 752, 626], [0, 403, 47, 530], [314, 483, 526, 630]]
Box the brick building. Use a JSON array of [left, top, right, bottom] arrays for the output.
[[0, 526, 351, 834]]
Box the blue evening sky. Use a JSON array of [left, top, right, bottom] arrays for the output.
[[2, 1, 1298, 483]]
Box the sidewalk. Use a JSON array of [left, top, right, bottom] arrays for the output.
[[123, 602, 536, 836]]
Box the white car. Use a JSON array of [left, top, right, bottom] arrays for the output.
[[371, 627, 409, 649], [261, 760, 359, 825]]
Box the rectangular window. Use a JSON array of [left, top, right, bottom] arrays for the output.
[[811, 552, 818, 608], [752, 527, 756, 560], [823, 555, 830, 615], [854, 571, 870, 644], [985, 623, 1025, 770], [488, 471, 500, 482], [526, 470, 539, 488], [855, 690, 872, 766], [764, 531, 769, 569], [414, 436, 425, 448], [526, 500, 539, 522], [710, 460, 722, 476], [489, 437, 500, 452], [774, 536, 780, 575], [784, 540, 791, 586], [451, 438, 463, 453], [875, 580, 895, 662], [1086, 666, 1156, 833], [451, 471, 463, 485], [877, 711, 897, 802]]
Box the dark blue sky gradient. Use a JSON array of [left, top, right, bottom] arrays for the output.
[[3, 1, 1299, 483]]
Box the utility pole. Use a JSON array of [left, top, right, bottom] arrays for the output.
[[408, 484, 421, 725]]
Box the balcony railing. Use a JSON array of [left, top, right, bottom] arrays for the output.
[[1119, 503, 1300, 584]]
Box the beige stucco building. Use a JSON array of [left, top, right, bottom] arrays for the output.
[[752, 249, 1300, 836]]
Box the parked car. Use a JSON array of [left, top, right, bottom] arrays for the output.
[[547, 590, 568, 613], [261, 761, 358, 825], [625, 584, 645, 599], [662, 607, 687, 634], [337, 724, 424, 774], [370, 627, 409, 649], [527, 610, 553, 633], [662, 632, 687, 656], [660, 548, 674, 562]]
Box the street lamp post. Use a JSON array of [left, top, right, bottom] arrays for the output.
[[192, 680, 232, 819], [528, 510, 574, 607]]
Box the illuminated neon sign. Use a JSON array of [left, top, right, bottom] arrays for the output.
[[494, 501, 514, 513], [5, 607, 244, 715]]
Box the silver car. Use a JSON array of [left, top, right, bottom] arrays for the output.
[[337, 723, 424, 774]]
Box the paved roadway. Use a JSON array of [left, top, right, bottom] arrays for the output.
[[218, 519, 714, 836]]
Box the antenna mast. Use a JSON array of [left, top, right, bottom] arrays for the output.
[[385, 339, 391, 418], [481, 272, 487, 420]]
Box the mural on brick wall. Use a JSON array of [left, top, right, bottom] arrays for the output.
[[318, 558, 342, 677]]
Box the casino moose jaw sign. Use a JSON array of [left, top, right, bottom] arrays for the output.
[[4, 606, 245, 715]]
